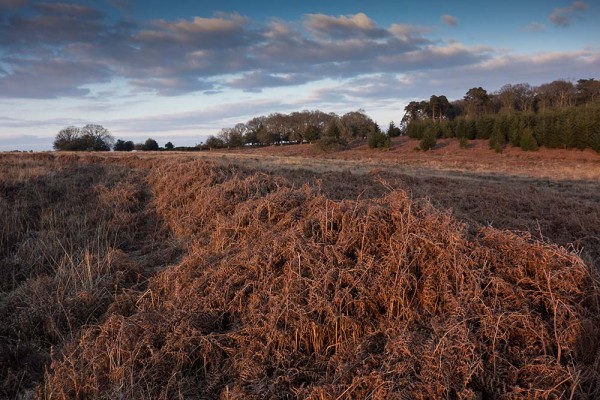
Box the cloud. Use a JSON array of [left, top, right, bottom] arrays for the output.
[[389, 24, 430, 38], [105, 99, 289, 132], [424, 48, 600, 94], [0, 135, 55, 151], [549, 1, 587, 27], [108, 0, 134, 11], [1, 6, 594, 102], [0, 0, 26, 9], [301, 47, 600, 109], [304, 12, 388, 39], [0, 7, 495, 97], [0, 5, 113, 48], [312, 74, 413, 103], [146, 13, 250, 40], [525, 22, 546, 32], [33, 2, 104, 19], [229, 72, 311, 92], [441, 14, 458, 27], [129, 76, 215, 96], [0, 115, 86, 129], [0, 58, 112, 98]]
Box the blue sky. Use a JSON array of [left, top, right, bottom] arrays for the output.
[[0, 0, 598, 150]]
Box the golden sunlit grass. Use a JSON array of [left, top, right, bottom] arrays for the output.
[[2, 148, 600, 398]]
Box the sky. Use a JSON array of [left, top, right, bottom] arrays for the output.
[[0, 0, 599, 150]]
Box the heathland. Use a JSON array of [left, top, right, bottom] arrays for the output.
[[1, 142, 600, 398]]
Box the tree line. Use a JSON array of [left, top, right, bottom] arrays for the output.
[[402, 78, 600, 152], [53, 77, 600, 153], [53, 125, 176, 152], [204, 109, 395, 150], [52, 113, 397, 152]]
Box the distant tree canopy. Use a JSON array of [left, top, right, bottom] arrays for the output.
[[53, 124, 114, 151], [401, 77, 600, 153], [114, 139, 134, 152], [144, 138, 160, 151], [208, 109, 385, 149], [205, 135, 226, 149], [131, 138, 161, 151]]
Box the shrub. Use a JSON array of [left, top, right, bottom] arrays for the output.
[[368, 130, 391, 149], [419, 128, 437, 151], [314, 136, 346, 152]]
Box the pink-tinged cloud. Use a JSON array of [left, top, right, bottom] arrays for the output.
[[0, 7, 597, 100], [549, 1, 587, 27], [304, 13, 388, 39], [441, 14, 458, 27]]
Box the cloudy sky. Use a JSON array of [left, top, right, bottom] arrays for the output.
[[0, 0, 598, 150]]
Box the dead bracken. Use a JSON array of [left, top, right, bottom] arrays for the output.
[[41, 159, 600, 399], [1, 153, 599, 399]]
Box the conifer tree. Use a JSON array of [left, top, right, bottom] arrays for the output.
[[519, 128, 539, 151], [420, 128, 437, 151]]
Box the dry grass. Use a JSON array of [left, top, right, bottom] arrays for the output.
[[268, 167, 600, 270], [0, 153, 180, 398], [2, 151, 599, 399], [139, 140, 600, 269], [43, 159, 600, 399], [213, 137, 600, 182]]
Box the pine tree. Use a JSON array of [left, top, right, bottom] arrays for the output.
[[590, 109, 600, 153], [519, 128, 539, 151], [559, 111, 575, 148], [476, 117, 494, 139], [489, 122, 505, 153], [507, 115, 521, 147], [420, 128, 437, 151], [387, 121, 402, 137], [466, 120, 477, 139], [455, 117, 467, 139]]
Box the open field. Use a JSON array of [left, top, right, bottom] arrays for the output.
[[211, 137, 600, 181], [1, 145, 600, 398]]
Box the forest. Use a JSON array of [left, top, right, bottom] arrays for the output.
[[403, 78, 600, 152]]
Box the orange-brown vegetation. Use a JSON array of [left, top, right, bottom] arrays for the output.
[[1, 151, 600, 398], [216, 137, 600, 182], [0, 153, 180, 398]]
